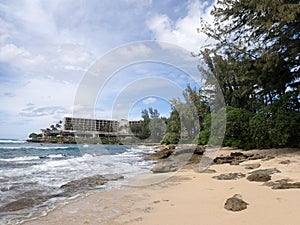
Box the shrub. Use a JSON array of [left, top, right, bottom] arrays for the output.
[[161, 132, 180, 145]]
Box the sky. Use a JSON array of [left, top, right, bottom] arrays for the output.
[[0, 0, 215, 139]]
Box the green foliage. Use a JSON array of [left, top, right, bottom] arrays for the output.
[[29, 132, 42, 139], [250, 102, 300, 149], [198, 114, 211, 145], [161, 132, 180, 145], [130, 108, 166, 142], [224, 107, 254, 149]]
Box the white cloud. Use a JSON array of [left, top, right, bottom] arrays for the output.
[[142, 97, 157, 105], [147, 0, 215, 52], [0, 44, 45, 67]]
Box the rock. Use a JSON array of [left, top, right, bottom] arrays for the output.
[[248, 154, 265, 160], [249, 168, 281, 175], [60, 174, 124, 193], [247, 173, 271, 182], [244, 163, 261, 169], [151, 161, 178, 173], [279, 160, 291, 164], [262, 155, 275, 161], [214, 152, 264, 165], [230, 152, 245, 157], [194, 145, 205, 155], [230, 160, 240, 165], [214, 156, 234, 164], [213, 173, 246, 180], [264, 179, 300, 189], [145, 146, 175, 160], [224, 194, 248, 212], [198, 168, 217, 174]]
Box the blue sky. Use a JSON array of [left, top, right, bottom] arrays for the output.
[[0, 0, 215, 138]]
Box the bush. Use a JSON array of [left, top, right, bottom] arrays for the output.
[[161, 132, 180, 145], [250, 106, 300, 148], [224, 107, 254, 149]]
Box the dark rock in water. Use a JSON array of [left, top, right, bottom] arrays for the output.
[[247, 173, 271, 182], [264, 179, 300, 189], [213, 173, 246, 180], [60, 174, 124, 193], [224, 194, 248, 211], [249, 168, 281, 175], [279, 160, 291, 164], [244, 163, 261, 170], [0, 196, 49, 212]]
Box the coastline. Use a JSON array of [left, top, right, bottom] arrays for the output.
[[24, 147, 300, 225]]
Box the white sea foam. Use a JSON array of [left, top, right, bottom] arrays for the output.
[[0, 139, 26, 144], [47, 154, 65, 159], [0, 156, 40, 162], [0, 146, 76, 150]]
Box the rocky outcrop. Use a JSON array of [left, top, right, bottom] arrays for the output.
[[149, 145, 205, 173], [213, 173, 246, 180], [214, 152, 265, 165], [224, 194, 248, 212]]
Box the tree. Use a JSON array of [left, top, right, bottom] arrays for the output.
[[198, 0, 300, 108], [130, 108, 164, 141], [196, 0, 300, 149]]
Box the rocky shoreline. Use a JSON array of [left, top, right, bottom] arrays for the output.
[[146, 145, 300, 191]]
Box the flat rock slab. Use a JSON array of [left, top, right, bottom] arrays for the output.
[[213, 173, 246, 180], [249, 168, 281, 175], [247, 173, 271, 182], [224, 194, 248, 212], [279, 160, 291, 164], [264, 179, 300, 189]]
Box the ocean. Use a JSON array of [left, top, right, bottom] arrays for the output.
[[0, 139, 155, 224]]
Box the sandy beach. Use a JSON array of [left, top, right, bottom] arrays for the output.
[[24, 148, 300, 225]]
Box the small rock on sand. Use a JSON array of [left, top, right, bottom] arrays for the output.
[[224, 194, 248, 212]]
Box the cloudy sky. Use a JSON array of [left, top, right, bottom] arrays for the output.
[[0, 0, 215, 139]]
